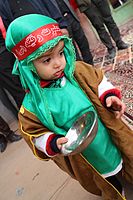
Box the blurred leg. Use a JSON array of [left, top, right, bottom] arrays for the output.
[[84, 3, 114, 50], [92, 0, 123, 45], [71, 18, 93, 65], [0, 50, 25, 109]]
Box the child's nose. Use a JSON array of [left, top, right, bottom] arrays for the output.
[[54, 58, 61, 68]]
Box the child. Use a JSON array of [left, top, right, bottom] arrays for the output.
[[6, 14, 133, 200]]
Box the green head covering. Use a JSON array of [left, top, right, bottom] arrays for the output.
[[6, 14, 77, 134]]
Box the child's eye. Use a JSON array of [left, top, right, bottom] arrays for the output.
[[60, 50, 64, 56], [43, 58, 51, 63]]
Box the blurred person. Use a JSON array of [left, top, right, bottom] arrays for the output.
[[55, 0, 93, 65], [75, 0, 129, 59], [0, 0, 68, 31], [0, 116, 22, 153], [0, 21, 25, 109], [0, 17, 23, 152]]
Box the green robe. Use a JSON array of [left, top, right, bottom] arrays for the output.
[[23, 76, 122, 176]]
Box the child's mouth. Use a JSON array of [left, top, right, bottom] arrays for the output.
[[54, 70, 63, 77]]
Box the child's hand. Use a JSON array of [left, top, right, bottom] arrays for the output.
[[106, 96, 126, 119], [56, 137, 68, 150]]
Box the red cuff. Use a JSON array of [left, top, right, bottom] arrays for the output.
[[99, 88, 121, 105], [46, 134, 57, 156]]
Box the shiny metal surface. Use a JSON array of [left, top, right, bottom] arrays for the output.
[[61, 111, 98, 156]]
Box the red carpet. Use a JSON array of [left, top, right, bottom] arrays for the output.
[[93, 19, 133, 127]]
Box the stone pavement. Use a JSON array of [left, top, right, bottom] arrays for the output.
[[0, 137, 102, 200]]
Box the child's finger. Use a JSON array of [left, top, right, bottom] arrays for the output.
[[60, 137, 68, 144], [57, 137, 68, 149], [115, 103, 126, 119], [115, 111, 121, 119], [106, 97, 112, 107], [120, 102, 126, 115]]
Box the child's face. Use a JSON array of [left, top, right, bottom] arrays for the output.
[[33, 40, 66, 80]]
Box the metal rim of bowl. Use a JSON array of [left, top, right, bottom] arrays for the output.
[[61, 111, 98, 156]]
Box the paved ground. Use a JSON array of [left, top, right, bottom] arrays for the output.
[[0, 136, 102, 200], [0, 19, 133, 200]]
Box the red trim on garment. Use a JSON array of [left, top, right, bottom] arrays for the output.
[[25, 72, 64, 93], [99, 88, 121, 105], [0, 16, 6, 39], [46, 134, 57, 156], [12, 23, 63, 60], [40, 80, 52, 88], [25, 89, 30, 93], [40, 72, 64, 88]]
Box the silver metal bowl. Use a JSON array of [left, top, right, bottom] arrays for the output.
[[61, 111, 98, 156]]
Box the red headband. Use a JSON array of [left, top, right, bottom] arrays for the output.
[[12, 23, 63, 60]]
